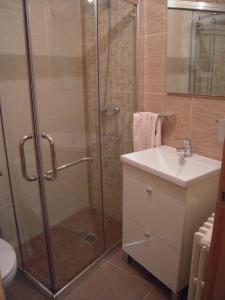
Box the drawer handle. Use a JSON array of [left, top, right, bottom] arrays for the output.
[[146, 188, 152, 194], [144, 233, 151, 238]]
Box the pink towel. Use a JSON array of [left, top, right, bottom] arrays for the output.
[[133, 112, 162, 152]]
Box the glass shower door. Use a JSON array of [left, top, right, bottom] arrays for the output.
[[0, 0, 52, 289], [0, 113, 19, 257], [27, 0, 104, 291]]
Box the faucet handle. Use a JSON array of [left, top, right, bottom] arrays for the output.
[[175, 138, 192, 157]]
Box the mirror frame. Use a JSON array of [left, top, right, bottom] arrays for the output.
[[168, 0, 225, 13]]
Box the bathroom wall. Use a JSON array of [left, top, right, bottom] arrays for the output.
[[138, 0, 225, 160]]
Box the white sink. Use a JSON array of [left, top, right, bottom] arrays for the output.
[[121, 146, 221, 187]]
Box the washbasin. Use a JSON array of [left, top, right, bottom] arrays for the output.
[[121, 146, 221, 187]]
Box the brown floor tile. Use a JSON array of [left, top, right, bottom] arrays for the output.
[[143, 283, 170, 300], [65, 261, 151, 300], [106, 246, 158, 285], [6, 247, 187, 300], [144, 281, 188, 300], [5, 272, 50, 300]]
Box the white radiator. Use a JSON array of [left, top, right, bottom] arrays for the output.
[[188, 213, 215, 300]]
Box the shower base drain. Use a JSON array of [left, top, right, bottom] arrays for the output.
[[83, 232, 98, 244]]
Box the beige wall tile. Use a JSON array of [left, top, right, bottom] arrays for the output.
[[140, 0, 166, 36], [142, 33, 165, 58], [83, 0, 136, 232], [191, 97, 225, 160], [140, 33, 165, 94], [163, 94, 192, 147], [140, 53, 164, 94], [138, 93, 163, 112]]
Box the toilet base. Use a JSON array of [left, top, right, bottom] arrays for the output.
[[2, 263, 17, 288]]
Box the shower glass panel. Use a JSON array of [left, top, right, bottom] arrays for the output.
[[27, 0, 104, 291], [98, 0, 137, 249], [0, 114, 19, 255], [0, 0, 51, 288]]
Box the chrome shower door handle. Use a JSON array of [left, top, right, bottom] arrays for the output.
[[41, 133, 57, 181], [19, 135, 38, 182]]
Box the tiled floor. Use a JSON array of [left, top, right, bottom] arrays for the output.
[[6, 246, 188, 300], [22, 207, 121, 291], [5, 273, 48, 300]]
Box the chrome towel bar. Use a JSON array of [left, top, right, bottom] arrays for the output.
[[45, 157, 93, 179], [159, 112, 173, 119]]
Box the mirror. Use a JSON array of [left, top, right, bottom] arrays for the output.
[[167, 1, 225, 97]]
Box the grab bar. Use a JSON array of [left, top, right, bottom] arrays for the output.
[[45, 157, 93, 179], [42, 133, 58, 181], [19, 135, 38, 182]]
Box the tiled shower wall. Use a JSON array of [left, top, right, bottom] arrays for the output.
[[81, 0, 137, 248], [138, 0, 225, 161], [98, 0, 136, 225]]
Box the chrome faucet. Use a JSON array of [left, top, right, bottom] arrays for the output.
[[176, 138, 192, 157]]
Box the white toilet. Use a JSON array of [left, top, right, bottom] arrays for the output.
[[0, 239, 17, 287]]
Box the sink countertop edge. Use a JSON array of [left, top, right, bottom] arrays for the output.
[[121, 155, 221, 188]]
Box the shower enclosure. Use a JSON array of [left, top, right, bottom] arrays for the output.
[[0, 0, 137, 296]]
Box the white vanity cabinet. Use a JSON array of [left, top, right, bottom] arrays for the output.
[[122, 160, 220, 293]]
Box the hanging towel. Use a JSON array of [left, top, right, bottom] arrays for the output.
[[133, 112, 162, 152]]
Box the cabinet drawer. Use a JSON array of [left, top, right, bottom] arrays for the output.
[[123, 169, 185, 250], [122, 217, 180, 292]]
